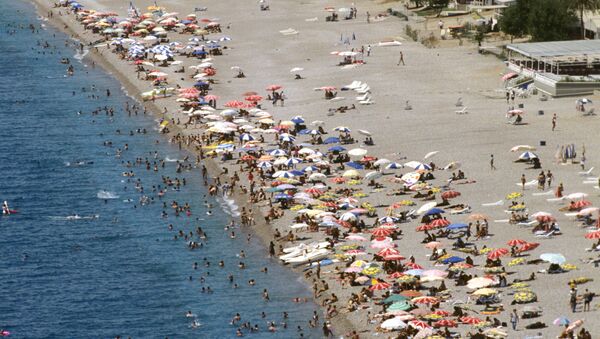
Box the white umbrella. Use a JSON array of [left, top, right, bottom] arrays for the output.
[[348, 148, 367, 157], [423, 151, 439, 160], [373, 158, 391, 167], [511, 145, 536, 152], [290, 67, 304, 73], [467, 277, 494, 289], [416, 202, 437, 215], [358, 129, 371, 136], [566, 192, 588, 200], [309, 173, 327, 182], [381, 317, 407, 330], [578, 207, 599, 215], [365, 171, 382, 180], [340, 212, 358, 221]]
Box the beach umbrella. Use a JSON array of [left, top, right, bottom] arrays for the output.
[[402, 263, 422, 271], [517, 151, 538, 161], [513, 291, 537, 304], [412, 296, 439, 305], [274, 193, 292, 200], [333, 126, 351, 133], [365, 171, 382, 181], [342, 170, 360, 178], [269, 149, 287, 156], [380, 317, 407, 330], [441, 190, 461, 199], [302, 165, 320, 173], [386, 162, 404, 170], [409, 320, 431, 330], [468, 213, 489, 221], [370, 281, 391, 291], [388, 301, 412, 311], [371, 227, 398, 239], [484, 328, 508, 338], [424, 241, 443, 249], [377, 248, 400, 257], [531, 211, 552, 218], [446, 223, 468, 231], [404, 161, 431, 170], [348, 148, 367, 158], [487, 248, 509, 260], [239, 133, 255, 142], [429, 219, 450, 228], [416, 224, 434, 232], [324, 137, 341, 145], [384, 254, 406, 261], [345, 161, 364, 169], [272, 171, 295, 179], [585, 230, 600, 239], [266, 84, 282, 91], [424, 208, 445, 216], [441, 256, 464, 264], [574, 205, 596, 214], [309, 173, 327, 182], [433, 319, 457, 328], [553, 316, 570, 326], [384, 294, 409, 304], [373, 158, 391, 167], [422, 270, 448, 278], [284, 157, 303, 166], [346, 234, 368, 242], [567, 319, 584, 332], [540, 253, 566, 264], [535, 215, 556, 223], [507, 239, 527, 246], [472, 288, 498, 296], [511, 145, 536, 152], [502, 72, 518, 81], [467, 277, 494, 289], [517, 242, 539, 252], [290, 67, 304, 73], [461, 316, 483, 325]]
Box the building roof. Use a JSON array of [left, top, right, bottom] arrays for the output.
[[507, 40, 600, 59]]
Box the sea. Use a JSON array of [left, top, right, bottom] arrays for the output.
[[0, 1, 320, 338]]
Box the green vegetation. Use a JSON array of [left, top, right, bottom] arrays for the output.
[[499, 0, 577, 42], [405, 25, 419, 41]]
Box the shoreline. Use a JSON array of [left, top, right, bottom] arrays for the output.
[[27, 0, 352, 335]]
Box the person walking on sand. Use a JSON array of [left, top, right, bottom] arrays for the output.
[[556, 182, 564, 198], [546, 170, 553, 188], [366, 11, 370, 23], [397, 51, 405, 66], [520, 174, 526, 191], [490, 154, 496, 170], [552, 113, 557, 131], [510, 309, 519, 330], [366, 45, 371, 57]]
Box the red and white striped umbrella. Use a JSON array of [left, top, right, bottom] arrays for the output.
[[433, 310, 450, 317], [460, 316, 483, 325], [224, 100, 244, 108], [434, 319, 457, 328], [585, 230, 600, 239], [487, 248, 509, 260], [572, 200, 592, 209], [536, 215, 556, 223], [411, 296, 439, 305], [429, 218, 451, 228], [518, 242, 540, 252], [384, 254, 406, 261], [266, 84, 282, 91], [404, 262, 423, 270], [369, 281, 391, 291], [441, 190, 461, 199], [304, 187, 324, 196], [388, 272, 406, 279], [507, 239, 527, 247], [378, 248, 400, 257], [416, 224, 434, 232], [409, 320, 431, 330], [244, 95, 263, 102], [372, 228, 394, 237]]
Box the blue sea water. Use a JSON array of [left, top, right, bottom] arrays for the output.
[[0, 2, 320, 338]]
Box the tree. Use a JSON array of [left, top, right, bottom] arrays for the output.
[[528, 0, 577, 41], [499, 0, 529, 42], [568, 0, 600, 39], [429, 0, 449, 12]]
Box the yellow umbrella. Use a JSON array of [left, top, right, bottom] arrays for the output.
[[473, 288, 498, 296], [343, 170, 360, 178]]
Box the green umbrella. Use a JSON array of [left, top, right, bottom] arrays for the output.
[[388, 301, 411, 311], [384, 295, 409, 304]]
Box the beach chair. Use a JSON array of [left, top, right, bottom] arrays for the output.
[[455, 106, 468, 114], [359, 98, 374, 105], [355, 93, 369, 101], [455, 97, 463, 107], [534, 230, 556, 238], [342, 81, 361, 90], [517, 220, 538, 228], [355, 84, 370, 94], [579, 167, 594, 176]]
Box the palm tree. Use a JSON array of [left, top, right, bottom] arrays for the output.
[[570, 0, 600, 39]]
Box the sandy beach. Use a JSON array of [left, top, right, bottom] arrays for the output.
[[29, 0, 600, 337]]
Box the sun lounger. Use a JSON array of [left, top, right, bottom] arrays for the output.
[[578, 167, 594, 176], [359, 98, 374, 105], [356, 93, 369, 101], [342, 81, 361, 90], [450, 207, 471, 214], [455, 107, 468, 114], [517, 220, 538, 227], [535, 230, 556, 238], [356, 85, 370, 94]]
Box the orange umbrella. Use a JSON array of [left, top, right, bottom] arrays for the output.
[[378, 248, 400, 257], [429, 219, 451, 228], [412, 296, 439, 305], [372, 228, 394, 238], [369, 281, 391, 291], [434, 319, 457, 328], [461, 316, 483, 325], [487, 248, 509, 260], [507, 239, 527, 247], [468, 213, 489, 221], [517, 242, 540, 252], [404, 262, 423, 270], [441, 190, 461, 199], [401, 290, 422, 298]]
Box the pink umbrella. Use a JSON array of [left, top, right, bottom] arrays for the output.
[[422, 269, 448, 278], [344, 267, 362, 273], [346, 234, 368, 241], [204, 94, 219, 101], [371, 239, 396, 249], [501, 72, 518, 81]]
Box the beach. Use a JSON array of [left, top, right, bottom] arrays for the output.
[[21, 0, 600, 337]]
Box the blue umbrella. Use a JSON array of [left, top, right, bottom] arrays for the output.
[[298, 129, 311, 135], [194, 81, 208, 86], [289, 170, 304, 176], [277, 184, 297, 190], [346, 161, 364, 170], [291, 116, 305, 124], [192, 50, 207, 55], [323, 137, 340, 144], [553, 316, 570, 326], [442, 256, 465, 264], [425, 208, 445, 216], [328, 145, 346, 152], [446, 223, 468, 230], [274, 193, 292, 200], [303, 165, 319, 172]]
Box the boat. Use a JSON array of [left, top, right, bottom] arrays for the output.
[[283, 248, 330, 265]]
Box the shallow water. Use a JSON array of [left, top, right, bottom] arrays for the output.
[[0, 2, 319, 338]]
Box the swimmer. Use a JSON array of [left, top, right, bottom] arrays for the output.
[[185, 310, 195, 318]]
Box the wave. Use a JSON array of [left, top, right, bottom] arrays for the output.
[[97, 190, 119, 199], [50, 214, 99, 221], [74, 48, 89, 61], [164, 157, 181, 162], [218, 196, 240, 217]]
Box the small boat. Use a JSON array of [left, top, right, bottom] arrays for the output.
[[284, 249, 330, 265]]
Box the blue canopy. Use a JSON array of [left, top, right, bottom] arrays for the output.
[[442, 256, 465, 264], [345, 161, 364, 169], [323, 137, 340, 144], [194, 81, 208, 86], [446, 223, 468, 230], [192, 50, 207, 55], [289, 170, 304, 176], [425, 208, 445, 216], [291, 117, 305, 124], [328, 145, 346, 152], [274, 193, 292, 200]]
